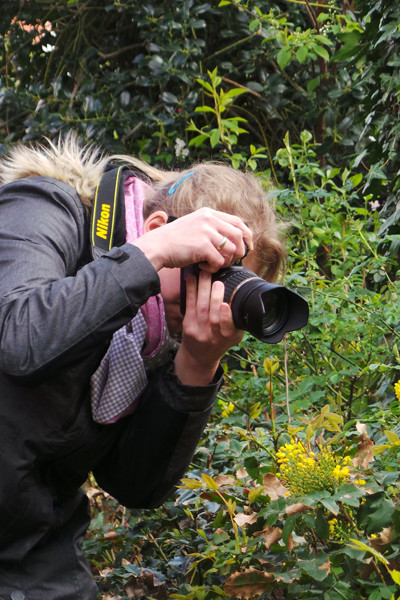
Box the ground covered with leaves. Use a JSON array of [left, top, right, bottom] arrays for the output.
[[84, 355, 400, 600]]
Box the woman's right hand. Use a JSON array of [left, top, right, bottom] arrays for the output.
[[133, 207, 253, 272]]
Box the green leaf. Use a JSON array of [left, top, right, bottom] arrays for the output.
[[277, 47, 292, 70], [299, 552, 330, 581], [188, 133, 209, 147], [311, 44, 330, 61], [249, 19, 259, 32], [349, 173, 363, 187], [197, 528, 208, 541], [307, 77, 320, 93], [196, 79, 214, 93], [315, 511, 330, 539], [332, 31, 362, 62], [179, 478, 203, 489], [194, 105, 216, 114], [223, 88, 247, 100], [201, 473, 219, 490], [319, 497, 339, 515], [210, 129, 221, 148], [347, 538, 389, 565], [385, 430, 400, 444], [282, 514, 298, 545], [296, 46, 308, 64]]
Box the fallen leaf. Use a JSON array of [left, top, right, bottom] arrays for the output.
[[263, 525, 282, 550], [371, 527, 393, 549], [263, 473, 288, 500], [236, 467, 250, 480], [234, 512, 257, 528], [104, 530, 119, 540], [224, 568, 273, 598], [286, 503, 310, 516], [353, 439, 374, 469], [356, 422, 368, 437], [215, 474, 236, 486]]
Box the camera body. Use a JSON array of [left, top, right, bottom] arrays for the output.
[[180, 262, 309, 344]]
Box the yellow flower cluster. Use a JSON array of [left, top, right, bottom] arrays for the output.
[[394, 379, 400, 402], [276, 440, 351, 496], [219, 400, 235, 418], [328, 517, 337, 536], [328, 515, 354, 542]]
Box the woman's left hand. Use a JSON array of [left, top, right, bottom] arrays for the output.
[[173, 271, 243, 386]]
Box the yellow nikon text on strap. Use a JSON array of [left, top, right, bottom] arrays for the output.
[[91, 166, 123, 251]]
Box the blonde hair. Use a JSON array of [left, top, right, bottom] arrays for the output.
[[0, 134, 287, 281]]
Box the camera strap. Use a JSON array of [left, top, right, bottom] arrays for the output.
[[90, 165, 127, 259], [90, 164, 151, 260]]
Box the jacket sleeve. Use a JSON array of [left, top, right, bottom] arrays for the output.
[[0, 177, 160, 378], [93, 360, 224, 508]]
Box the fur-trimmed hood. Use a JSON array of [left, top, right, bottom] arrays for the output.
[[0, 134, 109, 212]]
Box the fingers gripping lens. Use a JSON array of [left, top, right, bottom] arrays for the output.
[[180, 263, 308, 344]]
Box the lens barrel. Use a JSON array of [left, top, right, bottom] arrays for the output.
[[180, 264, 309, 344], [212, 265, 309, 343]]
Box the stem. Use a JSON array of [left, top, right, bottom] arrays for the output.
[[147, 533, 169, 562], [205, 31, 260, 62], [284, 132, 300, 202], [283, 337, 291, 423], [214, 490, 241, 551], [269, 372, 276, 440]]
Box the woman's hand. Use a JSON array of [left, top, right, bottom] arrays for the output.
[[134, 207, 253, 273], [173, 271, 244, 386]]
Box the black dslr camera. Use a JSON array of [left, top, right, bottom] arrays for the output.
[[180, 261, 309, 344]]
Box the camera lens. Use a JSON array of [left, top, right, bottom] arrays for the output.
[[260, 290, 288, 336], [213, 266, 308, 343], [181, 263, 309, 344]]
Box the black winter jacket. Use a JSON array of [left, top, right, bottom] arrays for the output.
[[0, 176, 222, 562]]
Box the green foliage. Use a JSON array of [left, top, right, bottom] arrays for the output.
[[84, 129, 400, 599]]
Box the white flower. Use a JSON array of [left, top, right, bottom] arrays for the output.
[[175, 138, 189, 158], [369, 200, 380, 212]]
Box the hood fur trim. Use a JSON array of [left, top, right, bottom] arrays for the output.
[[0, 133, 109, 212]]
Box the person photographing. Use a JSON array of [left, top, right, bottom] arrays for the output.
[[0, 134, 286, 599]]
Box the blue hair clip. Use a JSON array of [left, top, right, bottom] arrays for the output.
[[168, 171, 195, 195]]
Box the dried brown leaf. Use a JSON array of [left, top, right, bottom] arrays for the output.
[[224, 568, 273, 599], [215, 474, 236, 486], [353, 438, 375, 469], [234, 512, 257, 528], [236, 467, 250, 480], [103, 530, 119, 540], [262, 473, 288, 500], [286, 503, 310, 516], [263, 525, 282, 550]]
